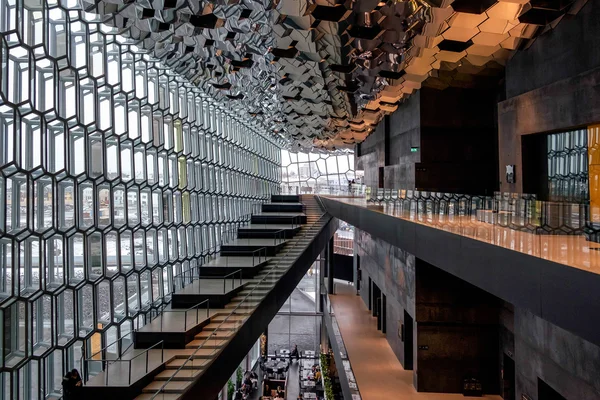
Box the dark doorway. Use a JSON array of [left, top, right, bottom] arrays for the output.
[[368, 277, 372, 311], [381, 293, 387, 333], [372, 282, 381, 321], [356, 256, 361, 293], [538, 378, 566, 400], [403, 310, 414, 370], [378, 167, 384, 188], [503, 354, 515, 400]]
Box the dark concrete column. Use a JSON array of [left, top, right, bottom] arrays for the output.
[[320, 313, 329, 354], [318, 251, 326, 313], [352, 228, 358, 291], [327, 237, 334, 294]]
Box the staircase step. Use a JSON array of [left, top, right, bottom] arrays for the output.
[[195, 330, 233, 340], [203, 322, 240, 330], [211, 314, 247, 322], [185, 338, 227, 350], [186, 339, 228, 349], [166, 358, 209, 369], [232, 295, 263, 302], [225, 301, 259, 309], [172, 348, 216, 359], [135, 394, 180, 400], [142, 381, 191, 393], [155, 368, 204, 381]]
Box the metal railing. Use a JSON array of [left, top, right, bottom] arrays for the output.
[[171, 248, 267, 301], [221, 269, 243, 293], [150, 198, 330, 399], [360, 187, 594, 236], [272, 229, 286, 245], [280, 184, 367, 196], [159, 299, 210, 332], [81, 331, 135, 383], [85, 340, 165, 386]]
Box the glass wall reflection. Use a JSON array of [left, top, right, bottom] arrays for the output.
[[267, 262, 322, 355]]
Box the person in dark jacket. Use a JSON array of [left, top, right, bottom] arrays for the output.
[[62, 371, 74, 400], [71, 369, 82, 388], [290, 344, 300, 362]]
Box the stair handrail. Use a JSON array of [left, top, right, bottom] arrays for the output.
[[150, 197, 329, 399], [159, 299, 210, 332], [85, 339, 165, 387], [80, 331, 135, 382], [271, 229, 286, 245], [221, 269, 243, 293]]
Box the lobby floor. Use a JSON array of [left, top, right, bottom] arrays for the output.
[[329, 281, 503, 400]]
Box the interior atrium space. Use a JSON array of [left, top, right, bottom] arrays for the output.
[[1, 0, 600, 399]]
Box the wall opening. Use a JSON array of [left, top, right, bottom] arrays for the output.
[[538, 378, 566, 400]]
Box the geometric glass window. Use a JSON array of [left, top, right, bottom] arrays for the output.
[[0, 1, 281, 397]]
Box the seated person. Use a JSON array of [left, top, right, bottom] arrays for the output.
[[277, 386, 285, 398], [314, 370, 322, 380], [250, 372, 258, 389], [244, 377, 252, 388]]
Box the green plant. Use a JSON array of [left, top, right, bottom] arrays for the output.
[[236, 366, 243, 386], [320, 353, 335, 400], [227, 379, 235, 400]]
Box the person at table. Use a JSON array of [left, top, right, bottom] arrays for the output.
[[250, 371, 258, 389], [290, 344, 299, 362], [276, 386, 285, 398], [314, 369, 322, 381], [244, 374, 253, 389]]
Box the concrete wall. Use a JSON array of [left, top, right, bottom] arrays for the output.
[[505, 0, 600, 99], [355, 228, 416, 371], [356, 87, 497, 193], [356, 92, 421, 188], [352, 221, 600, 400], [415, 260, 502, 394], [356, 120, 387, 187], [515, 308, 600, 400], [498, 1, 600, 193]]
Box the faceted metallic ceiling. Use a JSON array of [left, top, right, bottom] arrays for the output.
[[83, 0, 589, 151]]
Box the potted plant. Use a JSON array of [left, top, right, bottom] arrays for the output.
[[320, 353, 335, 400], [236, 366, 243, 388], [227, 379, 235, 400]]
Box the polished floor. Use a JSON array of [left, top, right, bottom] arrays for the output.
[[327, 197, 600, 273], [329, 282, 502, 400]]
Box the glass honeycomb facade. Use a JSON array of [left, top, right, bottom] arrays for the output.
[[0, 0, 281, 397], [280, 150, 355, 193]]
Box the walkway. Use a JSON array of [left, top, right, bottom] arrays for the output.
[[328, 197, 600, 273], [329, 282, 502, 400], [286, 362, 300, 400]]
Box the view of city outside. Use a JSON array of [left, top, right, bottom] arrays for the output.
[[268, 261, 322, 355], [280, 149, 358, 193], [334, 221, 354, 256]]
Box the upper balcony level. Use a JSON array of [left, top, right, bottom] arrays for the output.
[[318, 187, 600, 349]]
